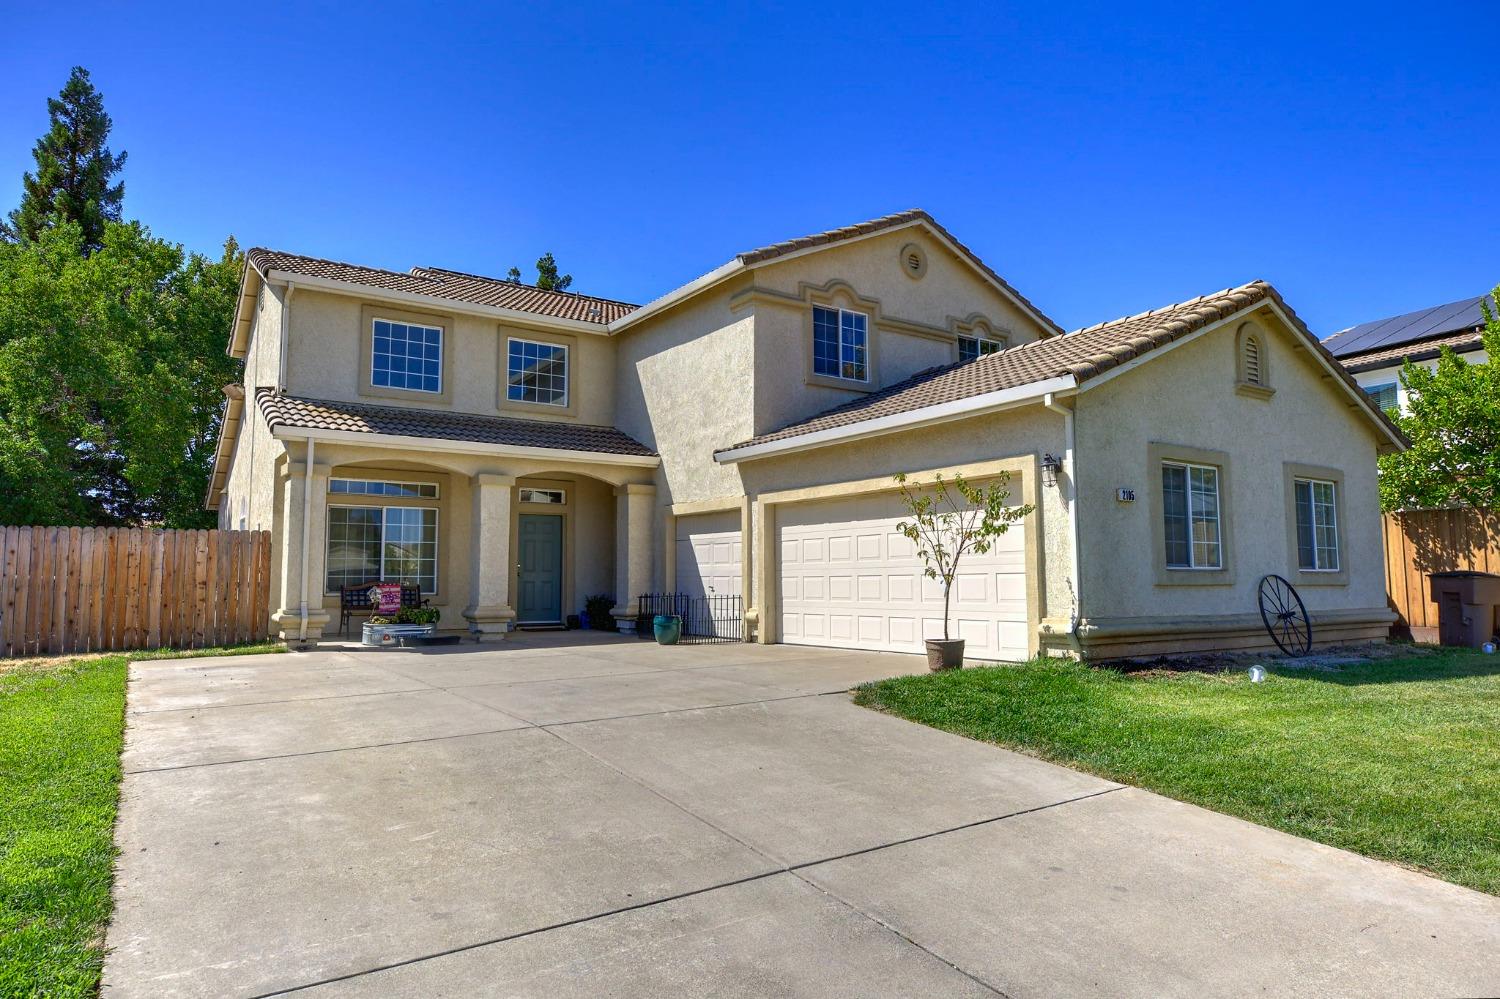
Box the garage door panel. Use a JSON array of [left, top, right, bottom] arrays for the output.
[[676, 514, 743, 601], [778, 491, 1028, 660]]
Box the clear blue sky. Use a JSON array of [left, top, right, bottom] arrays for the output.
[[2, 1, 1496, 335]]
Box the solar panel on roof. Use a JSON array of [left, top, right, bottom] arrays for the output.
[[1324, 295, 1492, 357]]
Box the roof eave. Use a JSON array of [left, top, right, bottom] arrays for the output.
[[266, 423, 661, 468], [714, 375, 1078, 464]]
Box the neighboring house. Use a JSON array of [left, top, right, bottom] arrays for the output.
[[207, 210, 1405, 660], [1324, 295, 1493, 414]]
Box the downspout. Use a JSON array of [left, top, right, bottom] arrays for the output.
[[299, 436, 315, 642], [277, 282, 296, 394], [1043, 393, 1082, 653]]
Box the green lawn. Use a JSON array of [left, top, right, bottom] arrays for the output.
[[854, 648, 1500, 896], [0, 642, 282, 997]]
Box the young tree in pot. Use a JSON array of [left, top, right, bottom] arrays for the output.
[[895, 471, 1032, 670]]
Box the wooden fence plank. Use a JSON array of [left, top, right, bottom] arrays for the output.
[[1, 528, 16, 656], [63, 527, 83, 653], [23, 528, 47, 656], [147, 531, 164, 649], [252, 531, 271, 641], [48, 528, 67, 654]]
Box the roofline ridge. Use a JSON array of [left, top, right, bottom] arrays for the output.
[[412, 265, 640, 309], [248, 247, 442, 288]]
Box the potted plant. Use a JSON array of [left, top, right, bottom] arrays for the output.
[[584, 594, 615, 632], [894, 470, 1032, 671]]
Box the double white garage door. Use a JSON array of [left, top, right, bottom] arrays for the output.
[[676, 494, 1030, 661], [777, 492, 1029, 662]]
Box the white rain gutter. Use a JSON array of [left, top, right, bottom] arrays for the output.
[[1043, 392, 1082, 648], [277, 282, 296, 394], [298, 436, 314, 642]]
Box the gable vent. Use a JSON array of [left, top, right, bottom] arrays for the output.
[[1244, 335, 1262, 385]]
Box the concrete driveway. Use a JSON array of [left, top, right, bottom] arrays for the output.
[[105, 634, 1500, 998]]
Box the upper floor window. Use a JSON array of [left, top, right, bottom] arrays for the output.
[[1294, 478, 1340, 571], [813, 306, 868, 382], [508, 337, 569, 407], [372, 319, 443, 393], [958, 335, 1002, 362], [1366, 382, 1398, 413], [1162, 461, 1222, 569]]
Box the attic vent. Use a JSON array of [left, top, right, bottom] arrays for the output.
[[899, 242, 927, 280], [1243, 335, 1262, 385]]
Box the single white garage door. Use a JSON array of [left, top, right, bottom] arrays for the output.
[[675, 511, 742, 600], [777, 491, 1029, 661]]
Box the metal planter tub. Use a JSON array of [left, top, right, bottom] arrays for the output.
[[362, 622, 436, 647]]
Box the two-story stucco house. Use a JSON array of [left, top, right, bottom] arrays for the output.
[[207, 210, 1405, 659], [1323, 294, 1493, 415]]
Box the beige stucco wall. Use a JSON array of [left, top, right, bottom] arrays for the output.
[[1074, 305, 1389, 626], [748, 227, 1054, 434], [282, 289, 618, 426], [220, 283, 286, 533], [612, 286, 755, 507]]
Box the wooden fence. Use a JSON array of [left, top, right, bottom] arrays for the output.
[[0, 527, 273, 658], [1382, 507, 1500, 640]]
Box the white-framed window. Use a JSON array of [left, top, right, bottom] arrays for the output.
[[1365, 382, 1398, 413], [1294, 478, 1339, 571], [371, 318, 443, 393], [812, 306, 869, 381], [330, 478, 439, 499], [507, 338, 569, 406], [326, 506, 439, 594], [1162, 461, 1222, 569], [518, 487, 566, 504], [958, 335, 1002, 362]]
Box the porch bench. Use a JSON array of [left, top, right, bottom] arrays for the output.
[[339, 582, 426, 636]]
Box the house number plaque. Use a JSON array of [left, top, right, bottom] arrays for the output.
[[1116, 488, 1136, 503]]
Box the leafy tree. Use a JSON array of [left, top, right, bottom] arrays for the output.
[[3, 67, 127, 252], [893, 471, 1032, 641], [1378, 286, 1500, 511], [0, 222, 241, 526], [504, 266, 522, 284]]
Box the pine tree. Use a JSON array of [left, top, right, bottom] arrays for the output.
[[4, 67, 127, 252], [533, 252, 572, 291]]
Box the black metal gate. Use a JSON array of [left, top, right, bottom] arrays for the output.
[[635, 592, 745, 644]]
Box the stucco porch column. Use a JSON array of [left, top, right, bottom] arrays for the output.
[[611, 483, 656, 633], [463, 472, 517, 641], [271, 457, 332, 645]]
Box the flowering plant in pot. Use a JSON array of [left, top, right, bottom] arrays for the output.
[[894, 470, 1032, 671]]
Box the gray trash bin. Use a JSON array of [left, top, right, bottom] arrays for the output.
[[1428, 571, 1500, 647]]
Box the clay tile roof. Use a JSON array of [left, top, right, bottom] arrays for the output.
[[246, 249, 639, 324], [721, 280, 1405, 453], [1337, 329, 1486, 373], [734, 210, 1065, 337], [257, 389, 656, 457]]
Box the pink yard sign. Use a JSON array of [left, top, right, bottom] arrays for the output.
[[370, 583, 402, 614]]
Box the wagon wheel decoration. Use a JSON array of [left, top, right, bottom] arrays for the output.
[[1257, 574, 1312, 656]]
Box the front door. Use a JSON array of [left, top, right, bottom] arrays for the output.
[[517, 514, 564, 624]]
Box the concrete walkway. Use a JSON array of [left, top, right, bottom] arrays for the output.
[[105, 634, 1500, 998]]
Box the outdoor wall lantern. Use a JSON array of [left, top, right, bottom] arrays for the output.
[[1041, 453, 1063, 487]]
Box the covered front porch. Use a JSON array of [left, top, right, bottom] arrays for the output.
[[257, 398, 660, 645]]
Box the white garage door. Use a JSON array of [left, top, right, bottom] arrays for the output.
[[675, 511, 742, 600], [777, 491, 1029, 661]]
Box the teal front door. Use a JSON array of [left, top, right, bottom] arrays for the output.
[[517, 514, 564, 623]]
